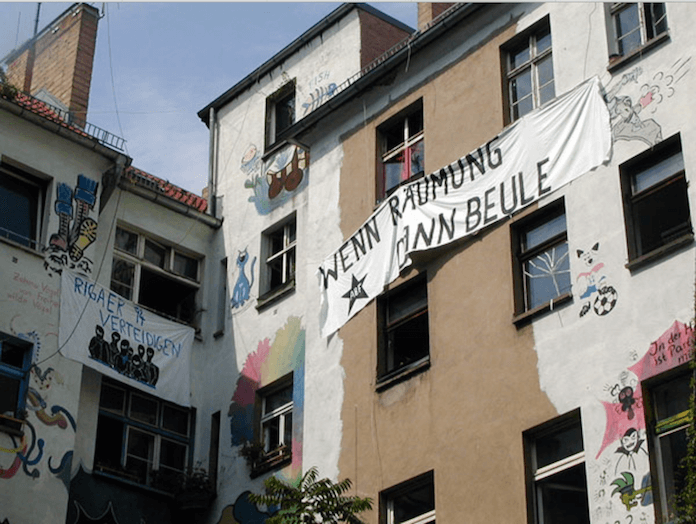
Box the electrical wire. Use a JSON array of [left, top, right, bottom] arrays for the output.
[[105, 3, 129, 156]]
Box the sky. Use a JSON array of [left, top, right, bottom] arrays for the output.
[[0, 1, 417, 195]]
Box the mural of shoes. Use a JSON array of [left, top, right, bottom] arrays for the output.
[[50, 183, 74, 251], [69, 218, 98, 262], [267, 146, 309, 199], [69, 174, 99, 247]]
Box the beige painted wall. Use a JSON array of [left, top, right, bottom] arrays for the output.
[[335, 22, 559, 523]]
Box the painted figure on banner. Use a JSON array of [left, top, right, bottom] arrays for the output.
[[576, 242, 618, 317], [231, 248, 256, 310], [88, 325, 160, 386], [44, 174, 99, 276]]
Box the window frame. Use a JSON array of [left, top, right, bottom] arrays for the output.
[[512, 199, 572, 322], [502, 16, 555, 124], [380, 471, 435, 524], [250, 374, 294, 476], [93, 377, 195, 491], [0, 333, 33, 435], [377, 274, 430, 386], [265, 80, 296, 149], [376, 100, 425, 202], [0, 158, 48, 251], [643, 366, 694, 522], [110, 225, 202, 325], [258, 214, 296, 307], [620, 134, 693, 270], [608, 3, 669, 65], [523, 409, 590, 524]]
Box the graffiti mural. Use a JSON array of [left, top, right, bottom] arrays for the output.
[[44, 174, 99, 276], [242, 144, 309, 215], [302, 71, 337, 116], [0, 370, 75, 487], [604, 58, 690, 146], [231, 248, 256, 311], [591, 320, 694, 520], [575, 242, 618, 317], [216, 491, 275, 524], [228, 316, 305, 478]]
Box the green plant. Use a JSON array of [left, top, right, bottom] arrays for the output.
[[239, 439, 267, 468], [248, 467, 372, 524], [673, 353, 696, 523], [151, 463, 215, 497], [0, 68, 18, 100]]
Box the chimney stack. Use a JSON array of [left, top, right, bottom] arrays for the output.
[[4, 3, 99, 127], [417, 3, 455, 31]]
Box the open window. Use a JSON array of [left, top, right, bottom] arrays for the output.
[[645, 368, 693, 522], [0, 333, 33, 435], [620, 134, 692, 268], [380, 471, 435, 524], [377, 275, 429, 384], [110, 226, 201, 325], [93, 377, 194, 490], [258, 214, 296, 306], [502, 17, 555, 123], [512, 200, 571, 318], [377, 100, 424, 201], [524, 410, 590, 524], [607, 3, 668, 61], [265, 81, 296, 149]]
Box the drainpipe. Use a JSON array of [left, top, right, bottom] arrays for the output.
[[207, 106, 217, 217]]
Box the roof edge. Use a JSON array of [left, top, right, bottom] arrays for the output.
[[197, 3, 415, 125]]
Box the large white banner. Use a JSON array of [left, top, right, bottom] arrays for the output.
[[318, 76, 612, 337], [59, 270, 194, 406]]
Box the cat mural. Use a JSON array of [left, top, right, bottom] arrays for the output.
[[231, 249, 256, 309]]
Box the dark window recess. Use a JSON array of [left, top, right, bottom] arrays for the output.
[[611, 3, 668, 57], [0, 334, 33, 428], [380, 471, 435, 524], [621, 134, 692, 262], [0, 167, 41, 249], [139, 268, 197, 324], [378, 276, 429, 380]]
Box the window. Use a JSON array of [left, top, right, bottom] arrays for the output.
[[381, 471, 435, 524], [0, 333, 32, 434], [0, 161, 45, 249], [93, 377, 193, 490], [377, 275, 429, 382], [620, 135, 692, 265], [110, 226, 201, 324], [265, 81, 296, 148], [249, 375, 293, 475], [646, 370, 693, 521], [503, 18, 555, 122], [609, 3, 668, 58], [524, 410, 590, 524], [260, 216, 296, 301], [377, 101, 425, 200], [512, 201, 571, 316]]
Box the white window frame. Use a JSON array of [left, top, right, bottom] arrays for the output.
[[381, 471, 435, 524], [265, 81, 296, 148], [111, 225, 201, 324], [504, 18, 554, 122], [609, 3, 668, 58], [378, 102, 425, 200], [259, 382, 293, 453], [261, 215, 296, 298]]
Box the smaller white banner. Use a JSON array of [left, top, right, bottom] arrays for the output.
[[59, 271, 194, 406]]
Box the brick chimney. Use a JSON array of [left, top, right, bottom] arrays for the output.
[[4, 3, 99, 127], [417, 3, 455, 31]]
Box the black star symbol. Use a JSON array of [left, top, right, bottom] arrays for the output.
[[342, 274, 368, 314]]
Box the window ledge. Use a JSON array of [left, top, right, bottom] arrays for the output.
[[250, 446, 292, 479], [0, 413, 25, 437], [256, 280, 295, 311], [376, 356, 430, 392], [0, 236, 43, 258], [625, 233, 694, 272], [607, 32, 670, 73], [93, 467, 174, 498], [513, 292, 573, 326]]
